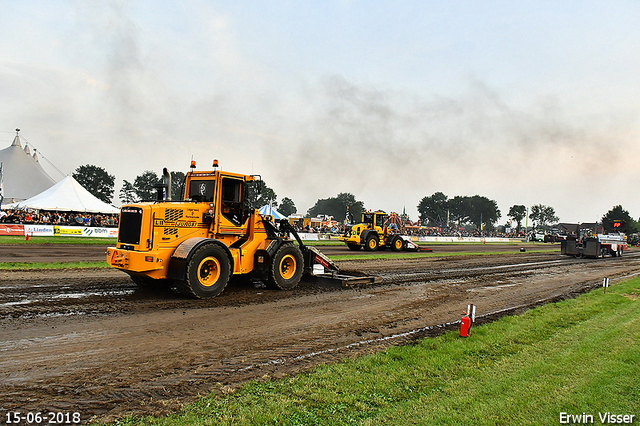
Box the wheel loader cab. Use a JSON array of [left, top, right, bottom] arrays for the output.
[[184, 170, 254, 233], [361, 212, 387, 230], [362, 212, 374, 228]]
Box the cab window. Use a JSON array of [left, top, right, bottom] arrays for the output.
[[221, 178, 244, 225], [188, 180, 215, 202]]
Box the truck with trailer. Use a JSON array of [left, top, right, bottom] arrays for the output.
[[107, 160, 367, 298], [561, 233, 627, 258]]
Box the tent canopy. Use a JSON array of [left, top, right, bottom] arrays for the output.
[[0, 130, 56, 201], [258, 205, 288, 220], [4, 175, 119, 214]]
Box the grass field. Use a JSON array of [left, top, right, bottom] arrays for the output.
[[0, 236, 557, 269], [330, 248, 557, 261], [0, 251, 558, 270], [0, 261, 109, 270], [105, 277, 640, 426], [0, 235, 118, 245]]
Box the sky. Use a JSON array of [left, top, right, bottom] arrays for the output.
[[1, 0, 639, 225]]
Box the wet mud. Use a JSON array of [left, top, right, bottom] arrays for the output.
[[1, 245, 639, 423]]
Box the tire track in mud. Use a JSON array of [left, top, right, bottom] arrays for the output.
[[1, 251, 640, 423]]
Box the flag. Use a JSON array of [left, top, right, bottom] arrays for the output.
[[0, 162, 4, 207]]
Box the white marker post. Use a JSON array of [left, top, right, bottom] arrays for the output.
[[603, 277, 610, 293], [467, 304, 476, 323]]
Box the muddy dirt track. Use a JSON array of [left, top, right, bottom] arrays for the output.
[[1, 244, 640, 424], [0, 241, 540, 264]]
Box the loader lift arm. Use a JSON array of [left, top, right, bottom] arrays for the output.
[[262, 218, 341, 275], [266, 219, 379, 287]]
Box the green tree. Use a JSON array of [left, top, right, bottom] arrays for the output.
[[119, 180, 137, 204], [133, 170, 160, 201], [601, 205, 639, 234], [448, 196, 471, 226], [72, 164, 115, 204], [246, 180, 278, 210], [279, 197, 297, 216], [417, 192, 449, 226], [508, 205, 527, 233], [529, 204, 559, 229], [466, 195, 501, 230], [170, 171, 186, 200], [307, 193, 364, 223]]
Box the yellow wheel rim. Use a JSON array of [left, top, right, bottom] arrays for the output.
[[279, 254, 297, 280], [368, 239, 377, 249], [198, 256, 221, 287], [395, 239, 403, 250]]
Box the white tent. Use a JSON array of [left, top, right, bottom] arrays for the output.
[[4, 175, 120, 214], [258, 205, 288, 220], [0, 130, 56, 201]]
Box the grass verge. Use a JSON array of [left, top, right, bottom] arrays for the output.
[[0, 251, 556, 270], [331, 248, 557, 261], [0, 236, 117, 245], [0, 261, 109, 270], [109, 276, 640, 426]]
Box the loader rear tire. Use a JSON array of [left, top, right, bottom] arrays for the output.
[[183, 244, 230, 299], [391, 235, 405, 252], [364, 234, 379, 251], [269, 244, 304, 290]]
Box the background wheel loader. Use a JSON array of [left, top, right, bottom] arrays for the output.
[[107, 160, 350, 298], [339, 210, 420, 252]]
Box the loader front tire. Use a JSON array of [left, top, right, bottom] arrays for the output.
[[269, 244, 304, 290], [184, 244, 230, 299], [364, 234, 379, 251], [391, 235, 405, 252], [347, 243, 361, 251]]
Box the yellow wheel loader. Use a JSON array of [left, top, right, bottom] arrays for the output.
[[107, 160, 351, 298], [339, 210, 417, 252]]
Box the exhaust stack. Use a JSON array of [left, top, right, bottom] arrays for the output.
[[154, 167, 172, 201], [162, 168, 172, 201]]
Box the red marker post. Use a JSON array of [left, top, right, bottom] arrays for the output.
[[460, 312, 471, 337], [460, 304, 476, 337]]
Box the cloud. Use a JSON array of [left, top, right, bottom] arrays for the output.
[[258, 75, 639, 221], [2, 1, 639, 223]]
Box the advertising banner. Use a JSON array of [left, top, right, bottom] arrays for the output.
[[54, 226, 83, 236], [296, 232, 319, 241], [19, 225, 118, 238], [24, 224, 55, 237], [54, 226, 118, 238], [0, 224, 25, 236]]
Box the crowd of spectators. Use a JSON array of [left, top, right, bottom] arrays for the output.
[[417, 227, 527, 239], [295, 223, 523, 239], [0, 209, 118, 227]]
